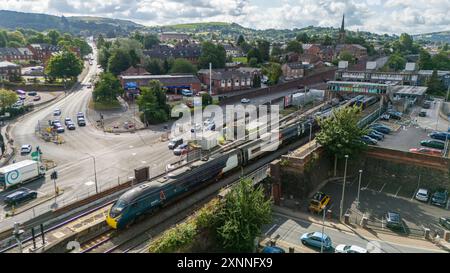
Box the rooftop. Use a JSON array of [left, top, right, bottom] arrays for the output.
[[0, 61, 20, 68], [391, 85, 428, 96]]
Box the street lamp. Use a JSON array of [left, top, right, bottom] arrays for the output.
[[339, 155, 349, 221], [85, 153, 98, 194], [320, 205, 326, 254], [356, 169, 363, 209]]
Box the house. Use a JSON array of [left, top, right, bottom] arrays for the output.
[[0, 61, 21, 81], [27, 43, 61, 63], [222, 44, 244, 58], [0, 48, 33, 62], [121, 66, 151, 77], [159, 32, 191, 42], [304, 44, 335, 62], [119, 74, 201, 96], [336, 44, 368, 61], [281, 62, 306, 79], [143, 43, 202, 64], [298, 54, 321, 66], [198, 68, 254, 94]]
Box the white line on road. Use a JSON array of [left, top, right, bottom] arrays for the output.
[[395, 186, 402, 197], [379, 183, 386, 193], [265, 224, 278, 236]]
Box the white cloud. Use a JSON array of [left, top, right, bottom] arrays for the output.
[[1, 0, 449, 34]]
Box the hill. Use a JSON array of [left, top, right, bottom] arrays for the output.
[[0, 10, 144, 36], [413, 31, 450, 43]]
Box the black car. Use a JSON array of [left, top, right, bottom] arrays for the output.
[[431, 190, 448, 207], [67, 122, 76, 130], [4, 188, 38, 206], [77, 117, 86, 126], [385, 212, 403, 230], [168, 138, 183, 150]]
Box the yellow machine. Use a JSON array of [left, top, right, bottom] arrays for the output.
[[308, 192, 330, 214]]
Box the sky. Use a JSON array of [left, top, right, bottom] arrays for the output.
[[1, 0, 449, 35]]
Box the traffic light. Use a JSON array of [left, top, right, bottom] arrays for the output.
[[51, 171, 58, 180]]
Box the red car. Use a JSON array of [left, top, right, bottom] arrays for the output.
[[409, 148, 442, 156]]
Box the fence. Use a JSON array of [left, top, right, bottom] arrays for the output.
[[358, 105, 387, 128]]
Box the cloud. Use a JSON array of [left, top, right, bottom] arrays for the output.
[[1, 0, 449, 34]]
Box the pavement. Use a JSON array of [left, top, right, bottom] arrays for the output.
[[262, 205, 449, 253]]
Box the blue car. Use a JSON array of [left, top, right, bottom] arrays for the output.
[[361, 135, 377, 145], [368, 131, 383, 141], [300, 232, 332, 250], [370, 129, 385, 138], [261, 246, 285, 253], [370, 126, 391, 134], [429, 132, 450, 142]]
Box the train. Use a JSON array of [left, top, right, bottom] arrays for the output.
[[105, 103, 341, 229]]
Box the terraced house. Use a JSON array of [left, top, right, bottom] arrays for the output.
[[198, 68, 255, 94]]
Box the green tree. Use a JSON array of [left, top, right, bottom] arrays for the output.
[[262, 63, 282, 85], [0, 89, 18, 109], [98, 46, 111, 70], [199, 41, 226, 69], [322, 35, 332, 46], [108, 48, 132, 75], [270, 44, 282, 57], [247, 48, 262, 63], [252, 74, 261, 88], [426, 70, 446, 96], [47, 29, 61, 45], [236, 34, 245, 46], [143, 34, 160, 49], [285, 40, 303, 54], [201, 93, 213, 107], [431, 52, 450, 70], [7, 31, 26, 46], [338, 50, 355, 64], [315, 105, 368, 159], [399, 33, 413, 52], [144, 57, 165, 75], [296, 33, 309, 43], [92, 72, 122, 103], [418, 49, 433, 70], [96, 34, 106, 49], [0, 31, 8, 47], [257, 40, 270, 62], [169, 58, 197, 74], [240, 41, 252, 54], [387, 53, 406, 71], [215, 178, 272, 252], [248, 57, 259, 68], [45, 50, 83, 85], [137, 81, 170, 124]]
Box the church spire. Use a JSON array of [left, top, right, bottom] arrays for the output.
[[340, 14, 345, 32], [339, 14, 346, 44]]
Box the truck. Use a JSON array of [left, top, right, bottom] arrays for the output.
[[0, 160, 45, 190]]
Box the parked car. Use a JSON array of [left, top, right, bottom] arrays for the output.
[[261, 246, 285, 253], [361, 135, 377, 145], [368, 131, 383, 141], [190, 123, 202, 133], [77, 117, 86, 126], [420, 140, 445, 150], [56, 126, 65, 133], [168, 138, 183, 150], [33, 95, 41, 101], [419, 110, 427, 117], [387, 111, 402, 120], [300, 232, 332, 250], [429, 132, 450, 142], [415, 188, 430, 202], [173, 143, 189, 156], [385, 212, 403, 230], [4, 188, 38, 206], [380, 114, 390, 121], [409, 148, 442, 157], [19, 95, 26, 100], [370, 129, 385, 138], [370, 126, 391, 134], [431, 190, 448, 207], [53, 109, 61, 116], [64, 117, 72, 125], [20, 144, 32, 154], [422, 101, 431, 109], [27, 91, 37, 96], [241, 98, 251, 104], [66, 122, 76, 130], [335, 244, 367, 253]]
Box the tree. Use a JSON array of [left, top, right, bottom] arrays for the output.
[[201, 93, 213, 107], [137, 81, 170, 124], [296, 33, 309, 43], [338, 50, 355, 64], [143, 34, 160, 49], [236, 35, 245, 46], [285, 40, 303, 54], [426, 70, 446, 96], [240, 41, 252, 54], [215, 178, 272, 252], [252, 74, 261, 88], [96, 34, 106, 49], [0, 31, 7, 47], [257, 40, 270, 62], [45, 50, 83, 84], [108, 48, 132, 75], [431, 52, 450, 71], [316, 105, 368, 159], [98, 47, 111, 70], [418, 49, 433, 70], [169, 58, 197, 74], [144, 57, 165, 75], [247, 48, 262, 64], [262, 63, 282, 86], [93, 72, 122, 103], [248, 57, 259, 68], [399, 33, 413, 52], [47, 30, 61, 45], [322, 35, 332, 46], [0, 89, 18, 109], [270, 44, 282, 57], [387, 53, 406, 71], [198, 41, 226, 69]]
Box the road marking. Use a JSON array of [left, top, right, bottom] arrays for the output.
[[362, 181, 371, 190], [141, 161, 147, 164], [129, 145, 134, 148], [379, 183, 386, 193], [131, 153, 136, 156], [264, 224, 278, 236], [84, 181, 95, 186], [394, 186, 402, 197]]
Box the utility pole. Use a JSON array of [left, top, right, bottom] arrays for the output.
[[85, 153, 98, 194], [209, 62, 212, 96], [320, 205, 326, 253], [357, 169, 363, 209], [339, 155, 349, 221]]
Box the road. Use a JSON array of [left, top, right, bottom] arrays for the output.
[[414, 98, 449, 132], [0, 43, 177, 230], [264, 213, 445, 253]]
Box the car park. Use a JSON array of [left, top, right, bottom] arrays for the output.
[[241, 98, 251, 104], [361, 135, 377, 145], [4, 188, 38, 206], [168, 138, 183, 150], [420, 140, 445, 150], [53, 109, 61, 116], [300, 232, 332, 250], [335, 245, 367, 253], [431, 190, 448, 207], [20, 144, 32, 154], [173, 143, 189, 156], [385, 211, 403, 230], [415, 188, 430, 202], [261, 246, 285, 253], [409, 148, 442, 156]]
